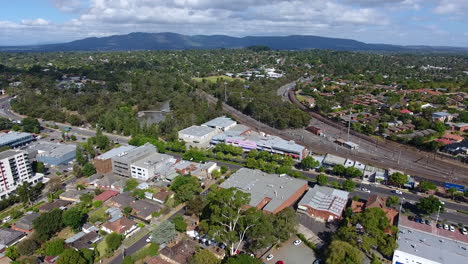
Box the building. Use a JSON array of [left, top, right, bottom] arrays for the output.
[[38, 200, 72, 212], [59, 189, 91, 202], [0, 150, 38, 199], [178, 125, 218, 147], [160, 239, 198, 264], [322, 154, 346, 167], [449, 123, 468, 132], [12, 213, 40, 233], [297, 185, 349, 222], [150, 189, 175, 204], [0, 132, 34, 148], [0, 228, 25, 252], [91, 174, 127, 191], [366, 195, 399, 226], [93, 145, 136, 174], [27, 142, 76, 166], [219, 168, 308, 214], [131, 199, 163, 221], [392, 216, 468, 264], [105, 192, 136, 208], [101, 217, 137, 236], [201, 116, 237, 132], [112, 143, 157, 177], [432, 112, 454, 122], [130, 152, 176, 181], [93, 190, 119, 202]]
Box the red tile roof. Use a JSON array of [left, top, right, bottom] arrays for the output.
[[400, 109, 413, 114], [102, 217, 136, 234], [94, 190, 120, 202], [442, 133, 464, 142]]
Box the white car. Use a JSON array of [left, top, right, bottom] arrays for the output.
[[266, 254, 274, 261], [462, 227, 467, 235], [443, 224, 449, 230], [146, 235, 152, 243], [361, 188, 370, 193], [392, 190, 403, 195], [293, 239, 302, 246], [449, 225, 455, 232]]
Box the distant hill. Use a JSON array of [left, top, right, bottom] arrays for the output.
[[1, 32, 467, 53]]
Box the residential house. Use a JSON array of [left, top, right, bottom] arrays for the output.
[[131, 199, 163, 221], [93, 190, 120, 202], [105, 192, 136, 208], [432, 112, 454, 122], [449, 123, 468, 132], [93, 174, 127, 191], [159, 239, 197, 264], [297, 185, 349, 222], [150, 189, 175, 204], [12, 213, 40, 232], [0, 228, 25, 252], [59, 189, 91, 202], [38, 200, 72, 212], [101, 217, 137, 236]]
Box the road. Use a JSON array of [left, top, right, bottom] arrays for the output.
[[0, 96, 130, 144]]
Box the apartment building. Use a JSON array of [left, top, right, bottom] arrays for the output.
[[0, 150, 38, 199]]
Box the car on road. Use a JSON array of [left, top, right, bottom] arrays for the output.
[[266, 254, 274, 261], [392, 190, 403, 195], [462, 227, 467, 235], [450, 225, 455, 232], [146, 235, 152, 243], [293, 239, 302, 246], [443, 224, 449, 230], [360, 187, 370, 193]]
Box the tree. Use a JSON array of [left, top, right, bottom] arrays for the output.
[[299, 156, 319, 170], [272, 208, 298, 242], [79, 248, 95, 264], [5, 246, 20, 260], [57, 249, 87, 264], [201, 187, 258, 256], [22, 117, 41, 133], [191, 249, 221, 264], [123, 206, 133, 217], [418, 180, 437, 192], [170, 175, 202, 203], [152, 221, 177, 245], [75, 145, 87, 166], [33, 209, 63, 241], [416, 195, 444, 215], [332, 164, 345, 176], [447, 188, 458, 199], [17, 239, 39, 256], [106, 233, 123, 251], [124, 179, 139, 191], [81, 163, 96, 177], [62, 207, 86, 231], [183, 148, 206, 162], [79, 193, 94, 206], [44, 239, 65, 256], [341, 179, 356, 192], [325, 240, 363, 264], [225, 254, 262, 264], [389, 172, 408, 187], [344, 167, 362, 178], [16, 182, 39, 205], [122, 256, 134, 264], [186, 195, 204, 216], [172, 214, 187, 232], [386, 196, 399, 208], [316, 174, 328, 186]]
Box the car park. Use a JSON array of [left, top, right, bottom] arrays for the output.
[[293, 239, 302, 246], [266, 254, 274, 261]]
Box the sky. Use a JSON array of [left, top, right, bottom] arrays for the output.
[[0, 0, 467, 47]]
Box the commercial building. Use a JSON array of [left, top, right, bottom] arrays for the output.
[[0, 132, 34, 148], [393, 216, 468, 264], [297, 185, 349, 222], [0, 150, 37, 199], [201, 116, 237, 131], [27, 142, 76, 166], [112, 143, 157, 177], [130, 152, 176, 181], [93, 145, 136, 174], [219, 168, 308, 214], [322, 154, 346, 167], [178, 125, 218, 147]]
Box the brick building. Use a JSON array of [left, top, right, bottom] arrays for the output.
[[297, 185, 349, 222]]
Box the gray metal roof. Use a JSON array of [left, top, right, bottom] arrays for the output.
[[202, 116, 237, 129], [323, 154, 346, 166], [112, 143, 156, 163], [178, 125, 216, 137], [95, 145, 136, 160], [14, 213, 40, 231], [0, 228, 25, 246], [132, 152, 174, 169], [0, 132, 33, 146], [395, 226, 468, 264], [298, 185, 349, 216], [219, 168, 307, 213], [0, 149, 25, 160], [433, 111, 452, 117], [30, 142, 76, 158]]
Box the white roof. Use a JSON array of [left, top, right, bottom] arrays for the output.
[[298, 185, 349, 216], [202, 116, 236, 129], [178, 125, 216, 137]]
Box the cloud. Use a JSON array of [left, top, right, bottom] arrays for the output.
[[433, 0, 468, 15], [21, 18, 50, 26]]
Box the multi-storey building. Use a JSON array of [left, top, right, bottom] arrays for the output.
[[0, 150, 39, 199], [111, 143, 157, 177]]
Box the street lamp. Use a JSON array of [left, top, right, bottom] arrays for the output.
[[435, 201, 445, 223], [399, 197, 405, 213]]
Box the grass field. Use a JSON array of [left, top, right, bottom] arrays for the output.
[[192, 75, 244, 83]]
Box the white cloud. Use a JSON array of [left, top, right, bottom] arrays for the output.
[[433, 0, 468, 15], [21, 18, 50, 26]]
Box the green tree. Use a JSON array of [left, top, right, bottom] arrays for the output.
[[33, 209, 63, 241], [172, 214, 187, 232], [75, 145, 87, 166], [62, 207, 86, 231], [341, 179, 356, 192], [22, 118, 41, 133], [123, 206, 133, 217], [124, 179, 139, 191], [416, 195, 444, 215], [418, 180, 437, 192], [344, 167, 363, 178], [152, 221, 177, 245], [332, 164, 345, 176], [183, 148, 206, 162], [299, 156, 320, 170], [186, 195, 204, 216], [325, 240, 363, 264], [191, 249, 221, 264], [447, 188, 458, 199], [5, 246, 20, 260], [272, 208, 298, 242], [105, 233, 123, 251], [79, 248, 95, 264], [17, 239, 39, 256], [386, 196, 399, 208], [316, 174, 328, 185], [170, 175, 202, 203], [44, 239, 65, 256], [57, 249, 87, 264], [81, 163, 96, 177], [224, 254, 262, 264], [389, 172, 408, 187]]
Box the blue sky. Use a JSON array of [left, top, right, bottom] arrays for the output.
[[0, 0, 467, 46]]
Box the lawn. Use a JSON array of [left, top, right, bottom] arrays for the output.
[[96, 240, 110, 258], [192, 75, 244, 83], [88, 206, 109, 223], [57, 226, 75, 239]]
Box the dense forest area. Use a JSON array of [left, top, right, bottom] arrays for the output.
[[1, 50, 467, 139]]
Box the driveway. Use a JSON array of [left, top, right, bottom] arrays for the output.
[[265, 237, 316, 264]]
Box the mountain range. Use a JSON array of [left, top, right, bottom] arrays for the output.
[[1, 32, 467, 53]]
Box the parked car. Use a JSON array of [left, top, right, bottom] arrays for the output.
[[146, 235, 152, 243], [436, 223, 442, 229], [443, 224, 449, 230], [293, 239, 302, 246], [392, 190, 403, 195], [276, 261, 285, 264], [408, 216, 414, 221], [361, 187, 370, 193], [462, 227, 467, 235], [425, 220, 431, 225], [450, 225, 455, 232], [266, 254, 274, 261]]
